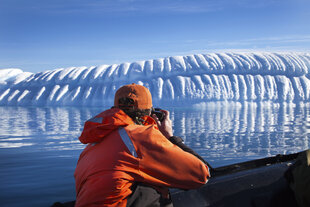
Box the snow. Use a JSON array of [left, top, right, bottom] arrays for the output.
[[0, 68, 33, 85], [0, 52, 310, 106]]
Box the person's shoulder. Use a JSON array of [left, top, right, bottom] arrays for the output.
[[126, 124, 165, 139], [126, 123, 157, 133]]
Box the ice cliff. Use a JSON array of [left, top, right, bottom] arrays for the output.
[[1, 52, 310, 106]]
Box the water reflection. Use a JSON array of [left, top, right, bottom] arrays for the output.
[[0, 107, 103, 152], [0, 104, 309, 165], [173, 102, 310, 166]]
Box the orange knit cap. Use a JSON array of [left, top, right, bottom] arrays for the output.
[[114, 83, 153, 109]]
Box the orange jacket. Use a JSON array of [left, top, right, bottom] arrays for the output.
[[74, 108, 209, 207]]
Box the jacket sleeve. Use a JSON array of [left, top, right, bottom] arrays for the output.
[[168, 136, 213, 171], [127, 125, 210, 190]]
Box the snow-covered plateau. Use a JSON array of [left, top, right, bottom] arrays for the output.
[[1, 52, 310, 106]]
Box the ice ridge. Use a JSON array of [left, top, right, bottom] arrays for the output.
[[0, 52, 310, 106]]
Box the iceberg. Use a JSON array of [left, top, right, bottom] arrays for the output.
[[1, 52, 310, 106]]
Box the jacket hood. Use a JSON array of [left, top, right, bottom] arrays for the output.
[[79, 108, 135, 144], [79, 108, 157, 144]]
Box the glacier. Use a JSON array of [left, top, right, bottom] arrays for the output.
[[1, 52, 310, 107]]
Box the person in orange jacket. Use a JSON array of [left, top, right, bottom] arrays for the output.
[[74, 83, 210, 207]]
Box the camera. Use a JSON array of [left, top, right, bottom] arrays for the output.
[[151, 108, 165, 122]]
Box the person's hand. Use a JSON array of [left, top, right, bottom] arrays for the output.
[[152, 109, 173, 139]]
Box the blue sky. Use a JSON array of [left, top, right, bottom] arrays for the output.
[[0, 0, 309, 73]]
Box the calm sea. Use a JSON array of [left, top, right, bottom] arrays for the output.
[[0, 103, 309, 207]]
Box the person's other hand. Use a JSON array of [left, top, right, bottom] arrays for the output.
[[152, 110, 173, 139]]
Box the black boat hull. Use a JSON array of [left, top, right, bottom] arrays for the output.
[[171, 152, 301, 207]]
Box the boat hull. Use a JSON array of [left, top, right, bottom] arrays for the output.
[[171, 153, 300, 207]]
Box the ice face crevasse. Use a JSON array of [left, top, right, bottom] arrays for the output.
[[0, 52, 310, 107]]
